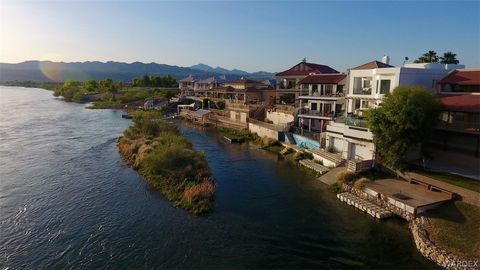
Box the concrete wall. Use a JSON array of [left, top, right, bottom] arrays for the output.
[[266, 111, 294, 125], [248, 122, 280, 140], [325, 122, 374, 160]]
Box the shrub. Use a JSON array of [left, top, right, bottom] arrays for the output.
[[329, 182, 344, 193], [336, 171, 356, 183], [354, 177, 370, 190]]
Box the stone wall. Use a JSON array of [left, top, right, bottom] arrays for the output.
[[410, 217, 475, 270]]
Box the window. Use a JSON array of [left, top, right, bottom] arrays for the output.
[[363, 79, 371, 88], [380, 80, 391, 94], [324, 84, 333, 95], [361, 100, 369, 108], [354, 99, 361, 109], [312, 85, 318, 91], [311, 103, 318, 111]]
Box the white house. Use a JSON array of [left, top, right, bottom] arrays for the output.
[[326, 57, 465, 161]]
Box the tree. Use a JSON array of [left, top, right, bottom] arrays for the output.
[[440, 51, 459, 64], [364, 86, 442, 170], [414, 50, 439, 63]]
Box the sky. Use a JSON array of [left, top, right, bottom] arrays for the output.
[[0, 0, 479, 72]]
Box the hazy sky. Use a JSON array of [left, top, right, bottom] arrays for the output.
[[1, 0, 479, 72]]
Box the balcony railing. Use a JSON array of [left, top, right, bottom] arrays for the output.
[[352, 88, 372, 95], [345, 117, 368, 128], [437, 120, 480, 133], [299, 92, 345, 98], [299, 108, 339, 118]]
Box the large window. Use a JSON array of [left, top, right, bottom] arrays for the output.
[[380, 80, 391, 94], [311, 103, 318, 111]]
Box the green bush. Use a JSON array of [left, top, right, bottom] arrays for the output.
[[336, 171, 355, 183], [329, 182, 344, 193]]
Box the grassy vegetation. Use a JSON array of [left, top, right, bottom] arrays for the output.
[[215, 126, 258, 143], [408, 165, 480, 192], [258, 137, 285, 153], [426, 201, 480, 259], [118, 111, 214, 215], [329, 182, 344, 193]]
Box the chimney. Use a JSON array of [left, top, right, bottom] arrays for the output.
[[302, 57, 307, 63], [382, 55, 390, 65]]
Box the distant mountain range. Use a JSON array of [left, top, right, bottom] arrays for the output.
[[0, 61, 275, 83]]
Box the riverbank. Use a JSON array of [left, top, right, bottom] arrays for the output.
[[117, 111, 215, 215]]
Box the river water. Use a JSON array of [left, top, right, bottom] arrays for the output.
[[0, 86, 437, 269]]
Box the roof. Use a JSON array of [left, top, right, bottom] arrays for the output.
[[438, 69, 480, 86], [225, 77, 263, 84], [439, 94, 480, 113], [298, 74, 347, 84], [179, 75, 196, 83], [351, 60, 394, 70], [191, 109, 211, 117], [197, 77, 216, 84], [276, 61, 339, 77]]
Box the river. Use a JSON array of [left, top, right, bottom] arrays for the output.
[[0, 86, 437, 269]]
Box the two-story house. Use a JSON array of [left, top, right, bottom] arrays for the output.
[[178, 75, 197, 97], [275, 59, 339, 105], [325, 58, 464, 163], [297, 73, 347, 135], [429, 69, 480, 174]]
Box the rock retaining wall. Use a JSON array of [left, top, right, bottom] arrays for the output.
[[410, 217, 476, 270]]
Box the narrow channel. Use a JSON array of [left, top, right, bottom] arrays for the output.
[[0, 87, 438, 269]]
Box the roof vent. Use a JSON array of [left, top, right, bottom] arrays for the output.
[[302, 57, 307, 63]]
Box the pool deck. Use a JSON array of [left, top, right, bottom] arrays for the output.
[[364, 179, 452, 209]]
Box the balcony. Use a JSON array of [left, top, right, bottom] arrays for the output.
[[299, 92, 345, 100], [344, 117, 368, 128], [298, 108, 344, 119], [437, 120, 480, 134], [352, 88, 372, 95]]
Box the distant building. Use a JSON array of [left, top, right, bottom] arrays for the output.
[[275, 58, 340, 105], [178, 75, 197, 96]]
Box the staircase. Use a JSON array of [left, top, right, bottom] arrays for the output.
[[285, 132, 296, 145], [308, 148, 344, 167]]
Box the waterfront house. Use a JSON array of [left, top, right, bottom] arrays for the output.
[[178, 75, 197, 97], [428, 69, 480, 173], [297, 73, 347, 138], [325, 57, 465, 168], [275, 58, 340, 105]]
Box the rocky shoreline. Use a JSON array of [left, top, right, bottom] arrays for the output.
[[410, 217, 477, 270]]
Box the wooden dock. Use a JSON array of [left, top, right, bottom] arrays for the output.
[[337, 192, 393, 219]]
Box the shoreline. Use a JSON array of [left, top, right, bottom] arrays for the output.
[[117, 111, 215, 215], [31, 86, 479, 267]]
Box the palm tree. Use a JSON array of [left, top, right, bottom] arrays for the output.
[[440, 52, 459, 64], [414, 50, 439, 63]]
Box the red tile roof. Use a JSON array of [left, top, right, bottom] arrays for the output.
[[439, 94, 480, 113], [276, 62, 339, 77], [438, 69, 480, 86], [298, 74, 347, 84]]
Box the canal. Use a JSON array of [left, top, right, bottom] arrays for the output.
[[0, 86, 437, 269]]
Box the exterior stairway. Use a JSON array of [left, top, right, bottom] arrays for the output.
[[285, 132, 296, 145]]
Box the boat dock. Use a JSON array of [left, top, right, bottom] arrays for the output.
[[337, 192, 393, 219]]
